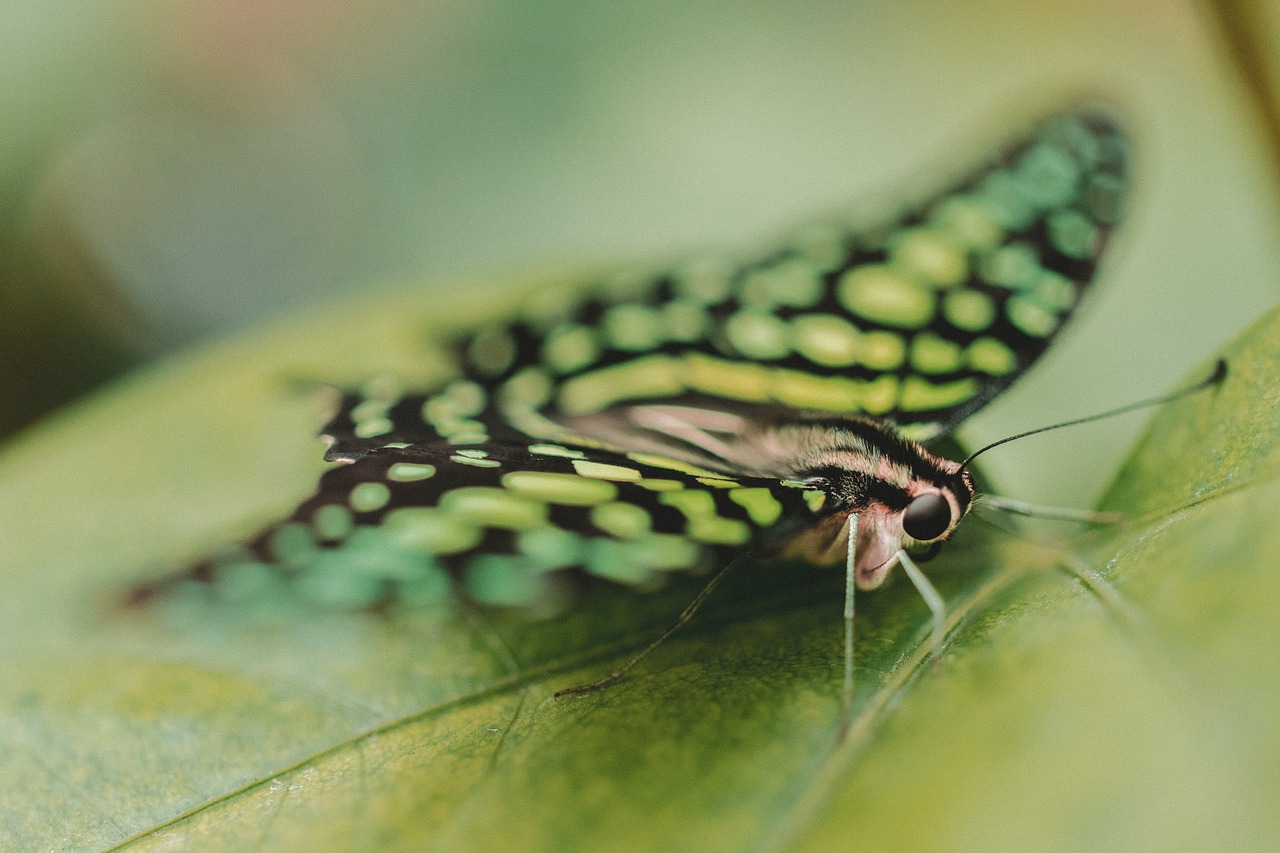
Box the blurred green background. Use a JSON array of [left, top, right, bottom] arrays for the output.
[[2, 0, 1279, 505]]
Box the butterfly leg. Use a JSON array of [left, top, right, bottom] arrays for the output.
[[896, 549, 947, 658], [839, 515, 858, 740], [554, 558, 740, 698]]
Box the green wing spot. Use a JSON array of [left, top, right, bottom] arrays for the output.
[[424, 384, 488, 422], [571, 460, 643, 481], [656, 490, 751, 545], [686, 516, 750, 546], [1014, 141, 1081, 208], [791, 314, 861, 367], [542, 325, 600, 374], [695, 476, 740, 489], [349, 481, 392, 513], [728, 487, 783, 525], [900, 376, 979, 412], [312, 504, 354, 541], [353, 417, 393, 439], [328, 528, 438, 583], [929, 196, 1004, 252], [591, 502, 653, 538], [980, 242, 1041, 289], [859, 331, 907, 371], [627, 452, 730, 479], [465, 555, 550, 608], [398, 564, 452, 605], [528, 443, 586, 459], [558, 355, 682, 415], [942, 290, 996, 332], [442, 380, 487, 416], [433, 415, 486, 438], [909, 334, 963, 374], [466, 327, 516, 376], [1032, 272, 1078, 311], [350, 398, 390, 423], [771, 371, 864, 412], [658, 489, 717, 518], [633, 533, 702, 571], [633, 477, 687, 492], [212, 561, 284, 604], [1047, 209, 1098, 259], [603, 304, 664, 351], [740, 258, 824, 308], [661, 301, 709, 342], [500, 367, 554, 408], [585, 539, 654, 584], [446, 431, 490, 447], [804, 490, 827, 512], [889, 228, 968, 287], [294, 555, 386, 609], [382, 508, 482, 555], [1006, 295, 1059, 337], [683, 353, 772, 402], [387, 463, 437, 482], [450, 454, 501, 468], [517, 527, 586, 571], [269, 522, 318, 568], [440, 487, 548, 529], [862, 375, 899, 415], [837, 266, 935, 328], [501, 471, 619, 506], [725, 310, 791, 360], [965, 337, 1017, 375], [975, 169, 1036, 230]]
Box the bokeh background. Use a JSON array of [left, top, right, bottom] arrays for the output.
[[2, 0, 1279, 505]]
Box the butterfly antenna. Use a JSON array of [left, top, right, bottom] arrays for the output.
[[959, 358, 1227, 471]]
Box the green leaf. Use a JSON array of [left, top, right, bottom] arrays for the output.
[[1, 295, 1277, 852]]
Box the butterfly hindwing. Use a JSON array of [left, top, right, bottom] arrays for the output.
[[184, 425, 826, 611]]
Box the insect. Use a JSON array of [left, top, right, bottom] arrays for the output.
[[138, 109, 1131, 698]]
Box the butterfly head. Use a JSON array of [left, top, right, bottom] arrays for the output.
[[780, 419, 975, 590]]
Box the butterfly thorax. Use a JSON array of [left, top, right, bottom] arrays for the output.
[[742, 414, 975, 588]]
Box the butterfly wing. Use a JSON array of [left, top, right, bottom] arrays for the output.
[[145, 400, 827, 611], [454, 110, 1128, 448], [137, 108, 1129, 612]]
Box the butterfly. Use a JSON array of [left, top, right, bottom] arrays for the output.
[[137, 109, 1129, 691]]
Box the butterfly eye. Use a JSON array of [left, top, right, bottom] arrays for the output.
[[902, 493, 953, 542]]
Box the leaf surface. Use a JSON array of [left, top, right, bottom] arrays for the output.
[[1, 293, 1277, 852]]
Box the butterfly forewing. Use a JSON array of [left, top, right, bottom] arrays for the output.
[[459, 111, 1127, 445], [140, 109, 1129, 612]]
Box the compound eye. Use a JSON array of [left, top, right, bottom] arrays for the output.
[[902, 492, 953, 542]]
